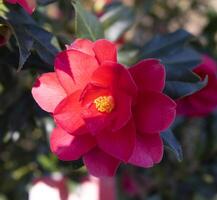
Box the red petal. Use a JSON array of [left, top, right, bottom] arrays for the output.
[[129, 59, 165, 92], [54, 90, 87, 135], [176, 77, 217, 117], [80, 84, 112, 134], [82, 104, 112, 135], [96, 119, 136, 162], [99, 177, 117, 200], [196, 81, 217, 105], [134, 91, 176, 133], [66, 39, 95, 56], [194, 55, 217, 78], [128, 133, 163, 167], [81, 84, 132, 134], [80, 83, 111, 106], [93, 39, 117, 64], [17, 0, 36, 14], [50, 127, 96, 161], [83, 147, 121, 177], [54, 49, 99, 94], [32, 72, 67, 113], [91, 61, 137, 97], [176, 54, 217, 117], [6, 0, 17, 3], [177, 95, 217, 117], [112, 92, 132, 131]]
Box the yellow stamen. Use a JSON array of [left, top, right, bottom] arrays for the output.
[[94, 96, 115, 113]]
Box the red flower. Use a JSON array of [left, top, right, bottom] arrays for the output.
[[177, 55, 217, 117], [32, 39, 176, 177], [6, 0, 36, 14]]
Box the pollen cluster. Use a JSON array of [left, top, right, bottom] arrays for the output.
[[94, 95, 115, 113]]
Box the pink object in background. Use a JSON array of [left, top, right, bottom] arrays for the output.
[[122, 174, 139, 197], [29, 175, 116, 200], [177, 55, 217, 117], [29, 176, 68, 200], [68, 176, 116, 200], [6, 0, 36, 14]]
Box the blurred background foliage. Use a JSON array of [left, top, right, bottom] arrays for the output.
[[0, 0, 217, 199]]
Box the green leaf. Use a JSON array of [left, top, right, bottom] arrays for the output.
[[24, 24, 58, 66], [164, 75, 208, 99], [70, 159, 84, 170], [100, 4, 135, 41], [138, 30, 201, 82], [138, 29, 205, 99], [72, 0, 104, 41], [37, 154, 58, 171], [37, 0, 57, 5], [0, 16, 32, 69], [9, 25, 33, 69], [162, 47, 202, 82], [139, 29, 192, 59], [161, 47, 207, 99], [118, 44, 139, 65], [161, 129, 183, 162], [6, 8, 58, 70]]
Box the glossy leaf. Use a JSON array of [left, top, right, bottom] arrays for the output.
[[37, 0, 57, 5], [162, 47, 202, 82], [24, 24, 58, 66], [161, 129, 183, 162], [72, 0, 104, 41], [164, 76, 208, 99], [139, 29, 192, 59], [138, 29, 205, 99], [100, 4, 135, 41], [6, 7, 58, 70]]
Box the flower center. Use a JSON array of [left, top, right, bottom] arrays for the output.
[[93, 96, 115, 113]]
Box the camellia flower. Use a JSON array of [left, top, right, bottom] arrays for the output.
[[6, 0, 36, 14], [32, 38, 176, 177], [177, 55, 217, 117]]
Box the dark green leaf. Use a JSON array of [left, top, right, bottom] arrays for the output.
[[164, 76, 208, 99], [25, 24, 58, 66], [166, 68, 200, 83], [70, 159, 84, 170], [72, 0, 104, 41], [9, 23, 33, 69], [161, 129, 183, 161], [100, 4, 135, 41], [6, 8, 58, 70], [162, 47, 202, 82], [118, 45, 139, 65], [162, 48, 201, 70], [138, 30, 201, 83], [37, 0, 57, 5], [139, 29, 192, 59], [138, 29, 204, 99]]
